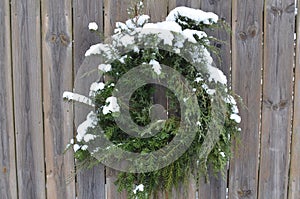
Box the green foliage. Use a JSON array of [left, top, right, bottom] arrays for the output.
[[65, 4, 240, 198]]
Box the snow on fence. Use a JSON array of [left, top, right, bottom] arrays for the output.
[[0, 0, 299, 198]]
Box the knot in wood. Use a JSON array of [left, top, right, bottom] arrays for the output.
[[237, 189, 252, 198], [59, 33, 70, 46], [285, 3, 295, 13], [247, 25, 257, 38], [271, 6, 283, 16], [263, 99, 289, 111], [238, 31, 247, 41]]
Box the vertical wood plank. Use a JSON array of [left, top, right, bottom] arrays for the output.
[[144, 0, 168, 22], [168, 0, 201, 11], [198, 169, 226, 199], [198, 1, 232, 198], [230, 0, 263, 198], [0, 0, 18, 198], [104, 0, 131, 37], [11, 0, 46, 198], [103, 1, 132, 198], [289, 1, 300, 198], [41, 0, 76, 198], [73, 1, 105, 199], [201, 0, 231, 81], [259, 0, 295, 199]]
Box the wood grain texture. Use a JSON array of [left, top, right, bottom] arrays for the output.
[[0, 0, 18, 198], [289, 1, 300, 198], [73, 0, 103, 72], [11, 0, 46, 198], [144, 0, 168, 22], [104, 0, 131, 37], [259, 0, 295, 199], [201, 0, 231, 81], [198, 1, 232, 198], [230, 0, 263, 198], [198, 168, 226, 199], [168, 0, 201, 11], [41, 0, 75, 198], [106, 168, 127, 199], [73, 1, 105, 199]]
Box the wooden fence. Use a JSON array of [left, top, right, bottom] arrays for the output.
[[0, 0, 299, 198]]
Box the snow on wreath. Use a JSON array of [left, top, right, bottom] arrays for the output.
[[63, 2, 241, 198]]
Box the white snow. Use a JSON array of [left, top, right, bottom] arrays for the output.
[[89, 82, 105, 96], [73, 144, 80, 152], [81, 145, 88, 150], [195, 77, 203, 83], [133, 184, 144, 194], [224, 95, 237, 105], [230, 113, 241, 123], [85, 43, 112, 57], [83, 134, 97, 142], [166, 6, 218, 25], [202, 84, 216, 95], [149, 59, 162, 75], [196, 121, 201, 127], [220, 152, 225, 157], [119, 55, 128, 63], [88, 22, 98, 31], [63, 91, 95, 107], [207, 65, 227, 85], [102, 97, 120, 115], [231, 105, 239, 114], [76, 111, 98, 142], [98, 64, 112, 72], [182, 29, 207, 43]]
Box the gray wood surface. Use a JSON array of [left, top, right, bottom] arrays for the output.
[[289, 1, 300, 198], [11, 0, 46, 198], [198, 1, 231, 198], [201, 0, 231, 82], [41, 0, 76, 198], [145, 0, 168, 22], [229, 0, 263, 199], [73, 1, 105, 199], [169, 0, 201, 10], [259, 0, 295, 199], [0, 0, 18, 198], [104, 0, 131, 37]]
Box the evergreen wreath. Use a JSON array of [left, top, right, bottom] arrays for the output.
[[64, 1, 241, 198]]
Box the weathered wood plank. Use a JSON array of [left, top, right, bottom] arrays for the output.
[[229, 0, 263, 198], [41, 0, 76, 198], [201, 0, 231, 81], [11, 0, 46, 198], [103, 1, 133, 198], [106, 168, 127, 199], [73, 0, 104, 73], [104, 0, 131, 37], [0, 0, 18, 198], [168, 0, 201, 11], [259, 1, 295, 199], [144, 0, 168, 22], [73, 1, 105, 199], [289, 2, 300, 198], [198, 1, 232, 198], [198, 168, 226, 199]]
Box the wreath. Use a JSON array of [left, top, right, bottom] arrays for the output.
[[64, 2, 241, 198]]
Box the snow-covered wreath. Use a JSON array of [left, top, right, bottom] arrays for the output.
[[64, 2, 241, 198]]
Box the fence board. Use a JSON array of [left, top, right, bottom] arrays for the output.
[[11, 0, 46, 198], [259, 1, 295, 199], [73, 1, 105, 198], [0, 0, 18, 198], [229, 0, 263, 199], [145, 0, 168, 22], [41, 0, 76, 198], [168, 0, 201, 11], [289, 1, 300, 198], [104, 0, 131, 37], [197, 1, 232, 198]]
